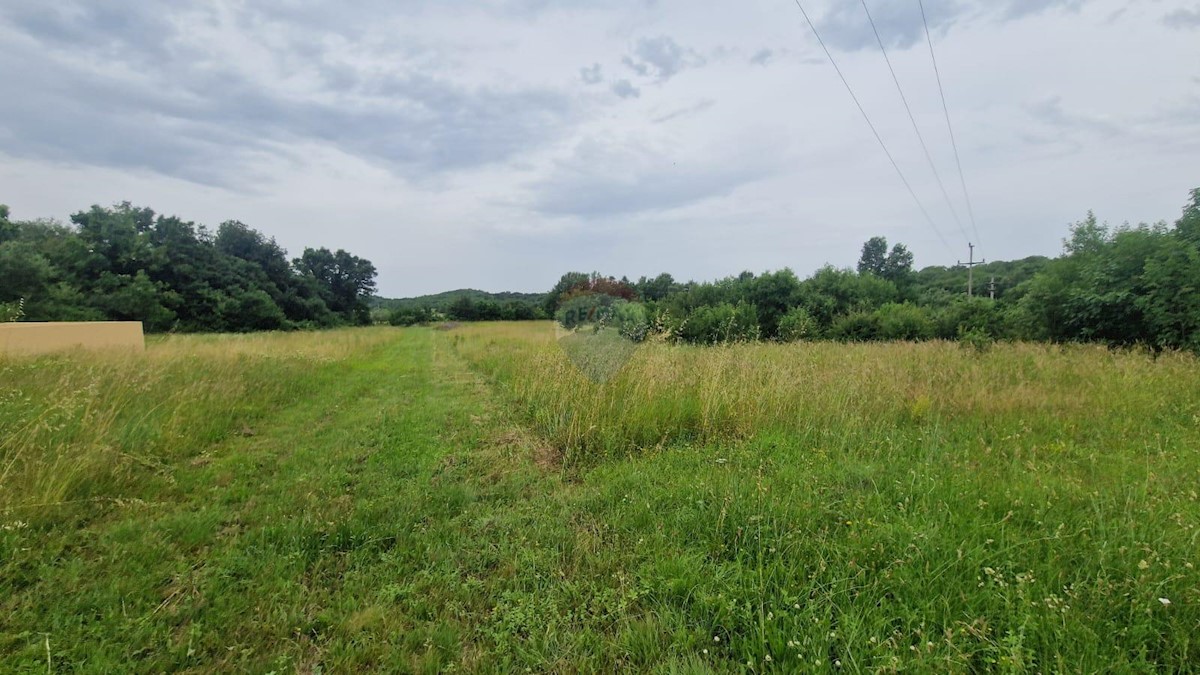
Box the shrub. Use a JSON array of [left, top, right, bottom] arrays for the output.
[[777, 306, 817, 342], [874, 303, 935, 341], [829, 311, 880, 342]]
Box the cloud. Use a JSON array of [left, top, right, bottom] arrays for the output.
[[0, 2, 579, 187], [610, 79, 641, 99], [1162, 6, 1200, 29], [580, 63, 604, 85], [622, 35, 705, 82], [814, 0, 1091, 51], [527, 137, 771, 218], [749, 49, 775, 66]]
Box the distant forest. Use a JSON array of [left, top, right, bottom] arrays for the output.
[[535, 188, 1200, 352], [0, 202, 377, 332], [372, 289, 547, 325]]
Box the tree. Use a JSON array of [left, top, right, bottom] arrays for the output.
[[882, 243, 914, 285], [798, 266, 899, 330], [294, 247, 377, 324], [636, 273, 677, 301], [0, 204, 16, 244], [857, 237, 889, 276], [447, 296, 479, 321], [1176, 187, 1200, 246], [544, 272, 590, 315], [745, 269, 801, 339]]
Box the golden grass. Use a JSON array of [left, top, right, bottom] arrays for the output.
[[448, 321, 1200, 464], [0, 328, 399, 515]]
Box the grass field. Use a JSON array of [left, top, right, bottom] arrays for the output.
[[2, 322, 1198, 672]]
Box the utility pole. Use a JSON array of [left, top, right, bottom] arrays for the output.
[[958, 243, 985, 298], [988, 276, 997, 301]]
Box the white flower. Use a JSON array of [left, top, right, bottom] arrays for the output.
[[1159, 597, 1171, 606]]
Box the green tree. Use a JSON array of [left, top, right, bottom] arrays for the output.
[[745, 269, 801, 339], [883, 243, 915, 286], [447, 296, 479, 321], [1176, 187, 1200, 246], [544, 271, 590, 315], [0, 204, 17, 244], [294, 247, 377, 324], [857, 236, 889, 276]]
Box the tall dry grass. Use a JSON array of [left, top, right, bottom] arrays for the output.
[[0, 328, 397, 517], [449, 321, 1200, 464]]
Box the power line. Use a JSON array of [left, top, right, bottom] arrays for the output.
[[919, 0, 982, 246], [859, 0, 969, 244], [790, 0, 952, 252]]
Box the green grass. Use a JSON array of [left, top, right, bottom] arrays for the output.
[[3, 323, 1199, 672]]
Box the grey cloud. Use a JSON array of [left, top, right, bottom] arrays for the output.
[[1163, 7, 1200, 29], [815, 0, 1089, 52], [580, 63, 604, 85], [622, 36, 704, 82], [0, 1, 188, 63], [815, 0, 960, 51], [0, 2, 578, 187], [749, 49, 774, 66], [528, 138, 770, 218], [611, 79, 641, 99], [998, 0, 1088, 21]]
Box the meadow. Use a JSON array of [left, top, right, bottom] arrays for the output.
[[2, 322, 1198, 672]]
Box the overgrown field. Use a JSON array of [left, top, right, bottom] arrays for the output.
[[2, 323, 1198, 672]]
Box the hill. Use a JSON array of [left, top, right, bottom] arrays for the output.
[[372, 289, 546, 312]]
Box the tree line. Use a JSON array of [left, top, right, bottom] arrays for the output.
[[545, 188, 1200, 352], [0, 202, 377, 332], [374, 290, 547, 326]]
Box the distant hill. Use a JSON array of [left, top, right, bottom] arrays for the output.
[[372, 289, 546, 311]]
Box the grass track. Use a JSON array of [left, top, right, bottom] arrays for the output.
[[2, 325, 1199, 672]]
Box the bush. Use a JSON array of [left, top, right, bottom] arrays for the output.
[[777, 307, 817, 342], [679, 303, 759, 344], [389, 307, 432, 326], [933, 297, 1008, 340], [829, 311, 880, 342], [874, 303, 935, 341]]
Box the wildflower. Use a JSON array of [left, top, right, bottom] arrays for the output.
[[1138, 560, 1150, 570], [765, 654, 773, 662], [713, 636, 720, 643], [702, 649, 708, 655], [1159, 597, 1171, 606]]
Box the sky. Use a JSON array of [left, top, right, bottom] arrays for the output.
[[0, 0, 1197, 297]]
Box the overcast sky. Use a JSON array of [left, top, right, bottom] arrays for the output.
[[1, 0, 1197, 297]]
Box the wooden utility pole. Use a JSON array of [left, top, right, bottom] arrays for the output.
[[958, 243, 985, 297]]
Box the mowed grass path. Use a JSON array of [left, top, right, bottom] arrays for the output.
[[3, 325, 1199, 672]]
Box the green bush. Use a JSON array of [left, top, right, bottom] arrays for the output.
[[874, 303, 935, 341], [829, 311, 880, 342], [777, 306, 817, 341]]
